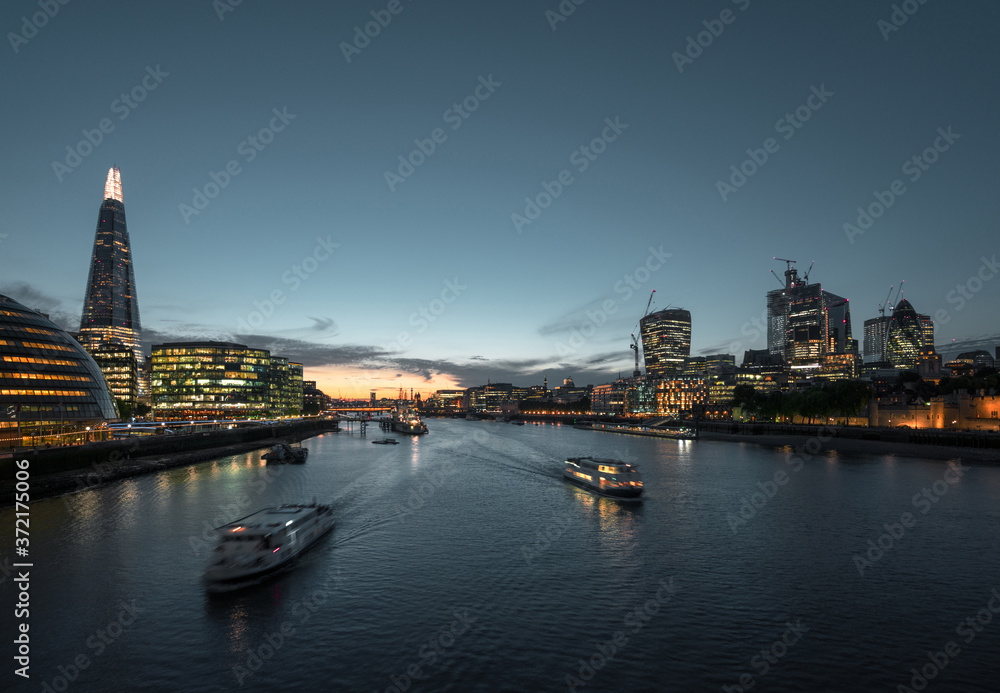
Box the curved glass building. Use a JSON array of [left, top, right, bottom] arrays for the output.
[[640, 308, 692, 378], [0, 294, 118, 447]]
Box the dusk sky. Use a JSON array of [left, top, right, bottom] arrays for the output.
[[2, 0, 998, 398]]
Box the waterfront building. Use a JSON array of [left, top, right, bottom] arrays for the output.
[[269, 357, 292, 416], [89, 342, 138, 411], [303, 380, 328, 414], [640, 308, 691, 378], [151, 342, 270, 420], [653, 378, 708, 418], [0, 294, 118, 447], [78, 167, 143, 392], [591, 380, 631, 415], [289, 363, 304, 415]]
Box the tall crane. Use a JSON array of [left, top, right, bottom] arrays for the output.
[[630, 290, 655, 377]]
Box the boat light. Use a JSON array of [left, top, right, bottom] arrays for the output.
[[273, 547, 280, 553], [285, 520, 294, 526], [230, 527, 244, 532]]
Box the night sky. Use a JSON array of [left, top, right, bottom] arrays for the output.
[[2, 0, 998, 397]]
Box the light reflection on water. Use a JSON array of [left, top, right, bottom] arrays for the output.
[[5, 419, 1000, 693]]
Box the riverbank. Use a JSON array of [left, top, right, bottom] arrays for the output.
[[1, 420, 338, 504], [697, 430, 1000, 463]]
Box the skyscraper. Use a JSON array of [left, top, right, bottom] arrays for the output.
[[79, 167, 142, 389], [766, 260, 856, 378], [640, 308, 691, 378], [885, 299, 929, 369]]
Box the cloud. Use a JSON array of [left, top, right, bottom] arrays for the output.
[[0, 281, 78, 330]]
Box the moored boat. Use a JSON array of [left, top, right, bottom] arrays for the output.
[[563, 457, 643, 500], [203, 502, 333, 591], [391, 404, 428, 434], [263, 442, 308, 463]]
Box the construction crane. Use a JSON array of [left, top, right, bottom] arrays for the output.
[[629, 290, 655, 377], [802, 260, 815, 282], [877, 284, 894, 316]]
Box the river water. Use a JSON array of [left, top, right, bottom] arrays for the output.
[[4, 419, 1000, 692]]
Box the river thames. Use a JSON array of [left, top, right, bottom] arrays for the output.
[[4, 419, 1000, 692]]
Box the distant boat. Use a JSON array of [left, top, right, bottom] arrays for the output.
[[372, 438, 399, 445], [203, 502, 333, 591], [391, 404, 428, 434], [563, 457, 643, 501]]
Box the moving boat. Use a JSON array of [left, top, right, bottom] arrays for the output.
[[391, 404, 428, 434], [203, 502, 334, 591], [563, 457, 643, 500], [263, 442, 308, 463], [372, 438, 399, 445]]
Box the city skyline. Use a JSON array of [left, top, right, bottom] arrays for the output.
[[3, 1, 998, 398]]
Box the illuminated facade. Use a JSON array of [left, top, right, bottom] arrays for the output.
[[78, 167, 143, 392], [885, 300, 925, 369], [89, 342, 138, 409], [289, 363, 304, 415], [766, 264, 854, 377], [640, 308, 691, 378], [151, 342, 270, 420], [1, 294, 118, 447], [863, 316, 891, 364]]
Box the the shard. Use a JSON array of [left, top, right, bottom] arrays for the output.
[[79, 167, 142, 379]]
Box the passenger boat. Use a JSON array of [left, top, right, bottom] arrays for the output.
[[390, 404, 428, 434], [263, 442, 308, 463], [563, 457, 643, 500], [203, 502, 334, 591]]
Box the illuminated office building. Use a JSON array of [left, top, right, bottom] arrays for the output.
[[1, 294, 118, 447], [151, 342, 270, 420], [89, 342, 138, 410], [766, 262, 855, 377], [78, 167, 143, 392], [640, 308, 691, 378], [885, 300, 928, 370]]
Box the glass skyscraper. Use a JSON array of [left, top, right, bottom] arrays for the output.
[[79, 167, 142, 385], [640, 308, 691, 378]]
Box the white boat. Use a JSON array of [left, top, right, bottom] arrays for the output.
[[203, 503, 333, 590], [390, 404, 428, 434], [563, 457, 643, 500]]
